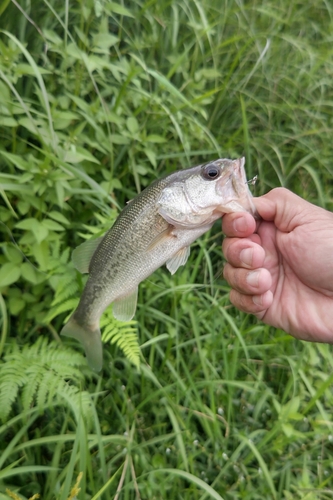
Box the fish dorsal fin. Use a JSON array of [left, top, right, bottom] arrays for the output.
[[72, 236, 104, 273], [166, 246, 190, 275], [112, 287, 138, 321]]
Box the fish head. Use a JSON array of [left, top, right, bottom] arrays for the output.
[[157, 157, 258, 228]]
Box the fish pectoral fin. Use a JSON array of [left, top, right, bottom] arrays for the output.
[[72, 236, 104, 273], [166, 246, 191, 275], [113, 287, 138, 321], [147, 225, 176, 251]]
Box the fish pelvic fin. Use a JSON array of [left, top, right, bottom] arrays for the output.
[[60, 315, 103, 372], [166, 246, 190, 275]]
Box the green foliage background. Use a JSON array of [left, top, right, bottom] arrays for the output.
[[1, 0, 333, 498]]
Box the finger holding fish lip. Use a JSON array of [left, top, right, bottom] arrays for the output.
[[222, 211, 257, 238]]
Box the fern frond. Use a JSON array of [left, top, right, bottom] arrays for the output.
[[0, 337, 94, 427], [49, 238, 61, 261], [44, 297, 79, 323], [101, 310, 140, 368], [59, 247, 71, 265], [52, 280, 79, 306], [0, 347, 28, 421], [21, 368, 41, 415], [50, 269, 79, 306], [59, 384, 95, 426]]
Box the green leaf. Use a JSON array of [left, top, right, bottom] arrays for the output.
[[281, 423, 294, 437], [16, 63, 51, 76], [144, 148, 157, 167], [146, 134, 167, 143], [126, 116, 139, 135], [148, 469, 225, 500], [32, 225, 49, 243], [32, 241, 49, 271], [48, 211, 70, 225], [106, 2, 134, 17], [17, 201, 31, 215], [43, 29, 62, 45], [0, 151, 30, 170], [63, 147, 100, 164], [4, 244, 23, 265], [42, 219, 65, 232], [0, 116, 18, 127], [55, 182, 65, 208], [93, 33, 119, 49], [21, 262, 41, 284], [281, 423, 305, 438], [110, 134, 130, 145], [94, 0, 103, 17], [194, 68, 221, 80], [0, 183, 31, 192], [147, 68, 196, 109], [65, 42, 82, 59], [16, 218, 48, 243], [8, 296, 25, 315], [0, 262, 21, 288], [15, 218, 38, 231], [280, 396, 301, 420]]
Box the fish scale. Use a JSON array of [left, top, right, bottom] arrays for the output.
[[61, 157, 257, 371]]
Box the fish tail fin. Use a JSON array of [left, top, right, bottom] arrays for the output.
[[60, 315, 103, 372]]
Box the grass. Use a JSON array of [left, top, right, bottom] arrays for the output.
[[1, 0, 333, 498]]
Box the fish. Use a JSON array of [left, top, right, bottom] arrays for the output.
[[60, 157, 257, 371]]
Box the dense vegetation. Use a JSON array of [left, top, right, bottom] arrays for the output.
[[1, 0, 333, 498]]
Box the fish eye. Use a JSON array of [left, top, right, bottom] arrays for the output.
[[201, 163, 221, 180]]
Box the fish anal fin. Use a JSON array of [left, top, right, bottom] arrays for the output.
[[147, 225, 176, 252], [113, 287, 138, 321], [72, 236, 104, 273], [166, 246, 190, 275]]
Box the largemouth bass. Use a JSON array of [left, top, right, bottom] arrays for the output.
[[61, 157, 257, 371]]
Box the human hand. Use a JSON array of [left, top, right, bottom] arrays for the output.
[[222, 188, 333, 342]]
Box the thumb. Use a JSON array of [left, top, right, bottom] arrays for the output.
[[254, 187, 316, 232]]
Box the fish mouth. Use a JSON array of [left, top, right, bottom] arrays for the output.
[[235, 156, 247, 184], [216, 157, 258, 217], [215, 157, 246, 197], [230, 156, 247, 194]]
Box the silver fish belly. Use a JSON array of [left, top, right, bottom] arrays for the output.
[[60, 157, 257, 371]]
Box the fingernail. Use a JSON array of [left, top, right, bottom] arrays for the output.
[[234, 217, 248, 233], [246, 270, 260, 287], [240, 248, 253, 266]]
